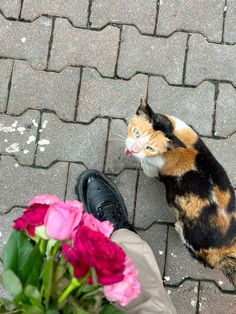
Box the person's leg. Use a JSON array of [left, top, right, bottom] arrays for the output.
[[112, 229, 176, 314], [75, 170, 176, 314]]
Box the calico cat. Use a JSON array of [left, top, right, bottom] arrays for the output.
[[125, 99, 236, 287]]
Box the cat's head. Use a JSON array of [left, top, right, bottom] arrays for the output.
[[125, 99, 185, 159]]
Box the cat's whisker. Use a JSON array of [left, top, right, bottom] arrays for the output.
[[109, 130, 127, 140]]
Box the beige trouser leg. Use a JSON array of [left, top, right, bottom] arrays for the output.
[[111, 229, 177, 314]]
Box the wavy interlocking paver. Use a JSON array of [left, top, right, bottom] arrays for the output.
[[0, 156, 68, 213], [105, 119, 137, 174], [0, 110, 40, 165], [77, 68, 148, 122], [186, 34, 236, 86], [204, 135, 236, 187], [65, 163, 87, 200], [21, 0, 89, 27], [165, 227, 235, 290], [138, 224, 168, 276], [8, 61, 81, 120], [148, 78, 215, 135], [215, 84, 236, 137], [117, 26, 187, 83], [135, 172, 175, 228], [156, 0, 224, 42], [48, 19, 120, 76], [0, 15, 52, 69], [0, 59, 13, 112], [90, 0, 156, 33], [167, 281, 198, 314], [199, 282, 236, 313], [224, 0, 236, 44], [0, 0, 21, 18], [35, 113, 108, 169]]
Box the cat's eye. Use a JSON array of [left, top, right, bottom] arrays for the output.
[[133, 128, 140, 138], [146, 146, 155, 152]]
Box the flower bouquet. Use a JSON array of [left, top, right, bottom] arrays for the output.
[[0, 195, 140, 314]]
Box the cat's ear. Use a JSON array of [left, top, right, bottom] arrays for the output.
[[167, 134, 186, 149], [136, 97, 155, 119]]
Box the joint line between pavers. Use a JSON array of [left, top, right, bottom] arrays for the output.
[[87, 0, 93, 28], [63, 162, 71, 201], [222, 0, 228, 43], [196, 281, 201, 314], [162, 225, 170, 281], [114, 25, 122, 77], [33, 110, 43, 165], [132, 170, 140, 227], [46, 17, 56, 70], [182, 34, 190, 85], [102, 118, 111, 173], [19, 0, 24, 19], [153, 0, 161, 35], [4, 60, 15, 114], [212, 82, 219, 137], [74, 67, 84, 121]]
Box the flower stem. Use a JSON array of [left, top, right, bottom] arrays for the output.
[[58, 278, 81, 304]]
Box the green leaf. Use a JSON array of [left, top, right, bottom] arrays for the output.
[[3, 231, 33, 274], [100, 304, 126, 314], [1, 269, 22, 297], [21, 304, 44, 314], [13, 292, 30, 307], [74, 307, 90, 314], [45, 304, 60, 314], [25, 267, 41, 287], [20, 243, 43, 284], [24, 285, 43, 309], [41, 258, 54, 309]]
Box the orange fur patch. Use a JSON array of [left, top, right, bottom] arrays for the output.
[[213, 186, 231, 210], [210, 213, 230, 235], [197, 244, 236, 268], [175, 193, 210, 219], [160, 148, 198, 176]]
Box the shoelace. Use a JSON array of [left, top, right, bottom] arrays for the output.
[[97, 202, 125, 228]]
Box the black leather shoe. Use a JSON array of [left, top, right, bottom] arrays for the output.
[[75, 169, 135, 232]]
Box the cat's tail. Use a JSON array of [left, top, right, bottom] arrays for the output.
[[219, 254, 236, 287]]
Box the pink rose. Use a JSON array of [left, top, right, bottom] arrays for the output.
[[44, 200, 83, 240], [81, 213, 114, 237], [63, 226, 126, 285], [13, 194, 60, 237], [104, 256, 140, 306]]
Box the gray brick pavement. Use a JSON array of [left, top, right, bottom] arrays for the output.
[[48, 19, 120, 76], [21, 0, 89, 27], [90, 0, 157, 34], [8, 61, 81, 120], [1, 0, 236, 310], [77, 69, 148, 122], [0, 15, 52, 69]]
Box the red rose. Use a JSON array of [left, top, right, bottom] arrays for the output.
[[13, 194, 60, 237], [62, 226, 126, 285]]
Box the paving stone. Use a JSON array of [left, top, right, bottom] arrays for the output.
[[167, 281, 198, 314], [165, 227, 235, 290], [0, 110, 40, 165], [199, 282, 236, 313], [156, 0, 224, 42], [90, 0, 156, 33], [105, 119, 138, 174], [117, 26, 187, 83], [204, 135, 236, 187], [135, 172, 175, 228], [215, 84, 236, 137], [0, 156, 68, 213], [148, 78, 215, 135], [0, 59, 13, 113], [186, 34, 236, 86], [109, 170, 137, 223], [77, 68, 148, 122], [0, 0, 21, 18], [48, 19, 120, 76], [8, 61, 80, 121], [21, 0, 89, 27], [138, 224, 168, 277], [224, 0, 236, 44], [65, 163, 87, 200], [35, 113, 108, 169], [0, 15, 52, 70]]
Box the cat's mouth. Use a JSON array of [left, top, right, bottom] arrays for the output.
[[124, 148, 133, 157]]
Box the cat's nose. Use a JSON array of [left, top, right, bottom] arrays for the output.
[[131, 142, 142, 153]]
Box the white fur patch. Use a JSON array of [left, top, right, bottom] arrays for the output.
[[141, 156, 165, 177], [170, 116, 190, 131]]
